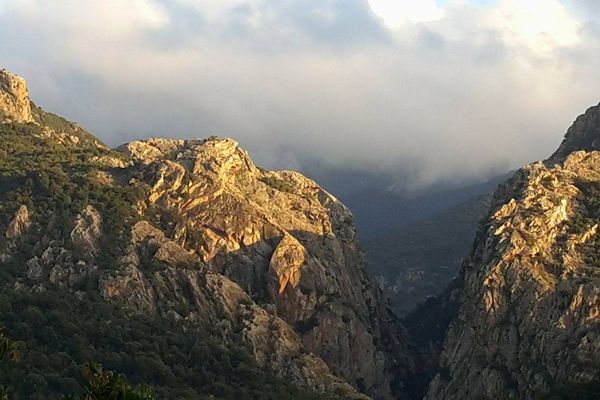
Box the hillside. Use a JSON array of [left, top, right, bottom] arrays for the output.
[[426, 103, 600, 399], [0, 68, 416, 399]]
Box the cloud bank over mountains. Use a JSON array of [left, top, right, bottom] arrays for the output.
[[1, 0, 599, 188]]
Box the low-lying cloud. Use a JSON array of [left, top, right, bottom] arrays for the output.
[[1, 0, 599, 189]]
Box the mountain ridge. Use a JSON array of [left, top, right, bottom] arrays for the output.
[[424, 102, 600, 399], [0, 68, 417, 399]]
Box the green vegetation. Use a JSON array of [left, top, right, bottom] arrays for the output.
[[0, 326, 19, 400], [259, 176, 296, 194], [0, 119, 146, 267], [0, 286, 332, 399], [68, 364, 155, 400], [30, 104, 105, 149]]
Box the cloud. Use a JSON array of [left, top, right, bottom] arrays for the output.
[[485, 0, 580, 55], [0, 0, 598, 190], [367, 0, 445, 26]]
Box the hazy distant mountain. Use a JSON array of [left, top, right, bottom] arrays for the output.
[[343, 175, 509, 238], [299, 161, 397, 199], [364, 194, 491, 315]]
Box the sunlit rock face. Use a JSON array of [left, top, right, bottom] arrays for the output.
[[427, 103, 600, 399], [119, 137, 415, 399], [0, 69, 33, 123], [99, 221, 366, 399], [5, 205, 31, 240]]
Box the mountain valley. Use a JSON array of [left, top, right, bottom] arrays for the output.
[[1, 67, 600, 400]]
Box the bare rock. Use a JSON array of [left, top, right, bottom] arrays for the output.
[[70, 206, 102, 260], [427, 108, 600, 400], [6, 205, 31, 240], [101, 221, 367, 399], [269, 234, 306, 294], [117, 137, 414, 399], [0, 69, 33, 123], [26, 257, 43, 279]]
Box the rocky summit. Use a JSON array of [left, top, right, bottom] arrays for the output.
[[0, 68, 416, 399], [0, 69, 33, 123]]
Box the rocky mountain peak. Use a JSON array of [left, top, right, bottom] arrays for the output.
[[115, 133, 415, 398], [548, 102, 600, 163], [425, 103, 600, 399], [118, 137, 249, 173], [0, 67, 418, 399], [0, 69, 33, 123]]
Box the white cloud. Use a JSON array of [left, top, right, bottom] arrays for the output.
[[485, 0, 580, 55], [0, 0, 596, 190], [6, 0, 169, 39], [174, 0, 260, 20], [367, 0, 444, 26]]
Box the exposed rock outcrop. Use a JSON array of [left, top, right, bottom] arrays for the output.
[[70, 205, 102, 260], [118, 137, 415, 399], [269, 234, 306, 295], [427, 103, 600, 399], [101, 221, 367, 399], [5, 205, 31, 240], [549, 102, 600, 163], [0, 69, 33, 123]]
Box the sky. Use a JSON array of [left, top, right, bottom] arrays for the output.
[[1, 0, 599, 190]]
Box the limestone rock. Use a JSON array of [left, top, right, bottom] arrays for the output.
[[5, 205, 31, 240], [118, 137, 414, 399], [100, 221, 367, 399], [269, 234, 306, 294], [0, 69, 33, 123], [427, 105, 600, 400], [549, 102, 600, 163], [70, 206, 102, 260]]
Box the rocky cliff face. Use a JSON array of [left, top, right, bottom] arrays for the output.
[[117, 137, 414, 398], [0, 69, 32, 123], [0, 69, 414, 399], [427, 104, 600, 399], [100, 221, 364, 397]]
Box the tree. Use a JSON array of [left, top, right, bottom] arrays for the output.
[[73, 363, 155, 400], [0, 326, 19, 399]]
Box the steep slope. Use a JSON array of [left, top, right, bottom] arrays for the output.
[[365, 195, 491, 315], [116, 137, 414, 398], [427, 103, 600, 399], [0, 69, 414, 399]]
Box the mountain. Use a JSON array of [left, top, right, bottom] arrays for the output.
[[365, 195, 491, 316], [424, 102, 600, 399], [300, 163, 508, 317], [0, 68, 416, 399], [298, 162, 396, 200], [9, 65, 599, 400], [341, 175, 508, 239]]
